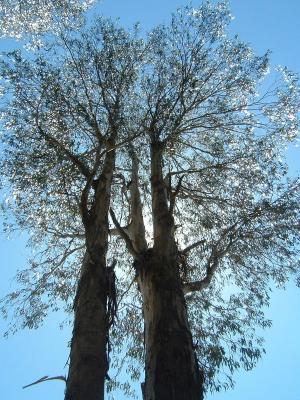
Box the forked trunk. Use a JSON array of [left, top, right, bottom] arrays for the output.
[[137, 251, 203, 400], [65, 253, 108, 400], [65, 145, 116, 400], [134, 141, 203, 399]]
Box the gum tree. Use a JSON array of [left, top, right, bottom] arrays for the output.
[[1, 2, 300, 400], [107, 5, 300, 399], [0, 19, 143, 400]]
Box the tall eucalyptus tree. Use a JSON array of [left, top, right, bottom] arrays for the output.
[[1, 2, 300, 400], [0, 19, 144, 400], [108, 4, 300, 399]]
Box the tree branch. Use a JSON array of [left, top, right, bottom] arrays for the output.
[[183, 247, 225, 295], [166, 163, 233, 178], [183, 226, 238, 294], [80, 154, 101, 227], [37, 126, 91, 179], [169, 174, 185, 215], [183, 260, 218, 294], [182, 201, 274, 295], [109, 226, 130, 236], [98, 130, 144, 159], [23, 375, 66, 389], [181, 239, 206, 254], [127, 148, 148, 252], [109, 208, 139, 259]]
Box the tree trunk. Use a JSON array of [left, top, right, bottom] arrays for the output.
[[65, 145, 116, 400], [65, 252, 108, 400], [137, 251, 203, 400], [135, 141, 203, 399]]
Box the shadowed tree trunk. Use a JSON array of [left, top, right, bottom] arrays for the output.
[[137, 251, 203, 400], [65, 146, 116, 400], [127, 142, 204, 400], [65, 252, 108, 400]]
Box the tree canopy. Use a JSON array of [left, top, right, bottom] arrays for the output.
[[0, 2, 300, 398], [0, 0, 95, 38]]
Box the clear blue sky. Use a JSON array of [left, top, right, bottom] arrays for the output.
[[0, 1, 299, 399]]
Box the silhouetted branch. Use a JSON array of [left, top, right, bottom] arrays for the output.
[[23, 375, 66, 389], [110, 208, 139, 259]]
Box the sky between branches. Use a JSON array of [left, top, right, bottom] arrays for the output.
[[0, 1, 299, 399]]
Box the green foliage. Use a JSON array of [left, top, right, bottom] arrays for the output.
[[1, 1, 300, 396], [0, 0, 96, 39]]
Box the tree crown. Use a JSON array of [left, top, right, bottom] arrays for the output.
[[1, 1, 300, 395]]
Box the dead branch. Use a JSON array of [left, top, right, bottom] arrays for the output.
[[23, 375, 66, 389]]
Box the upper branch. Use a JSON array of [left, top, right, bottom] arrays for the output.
[[181, 194, 296, 295], [169, 174, 185, 215], [182, 238, 234, 294], [110, 208, 139, 260], [37, 125, 91, 179], [182, 222, 239, 294], [181, 239, 206, 254], [127, 148, 148, 252]]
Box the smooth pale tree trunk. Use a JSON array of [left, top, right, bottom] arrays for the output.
[[131, 142, 204, 399], [65, 147, 116, 400]]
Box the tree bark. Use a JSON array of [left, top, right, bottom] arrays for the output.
[[65, 252, 108, 400], [65, 146, 116, 400], [137, 251, 203, 400], [133, 141, 204, 400]]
